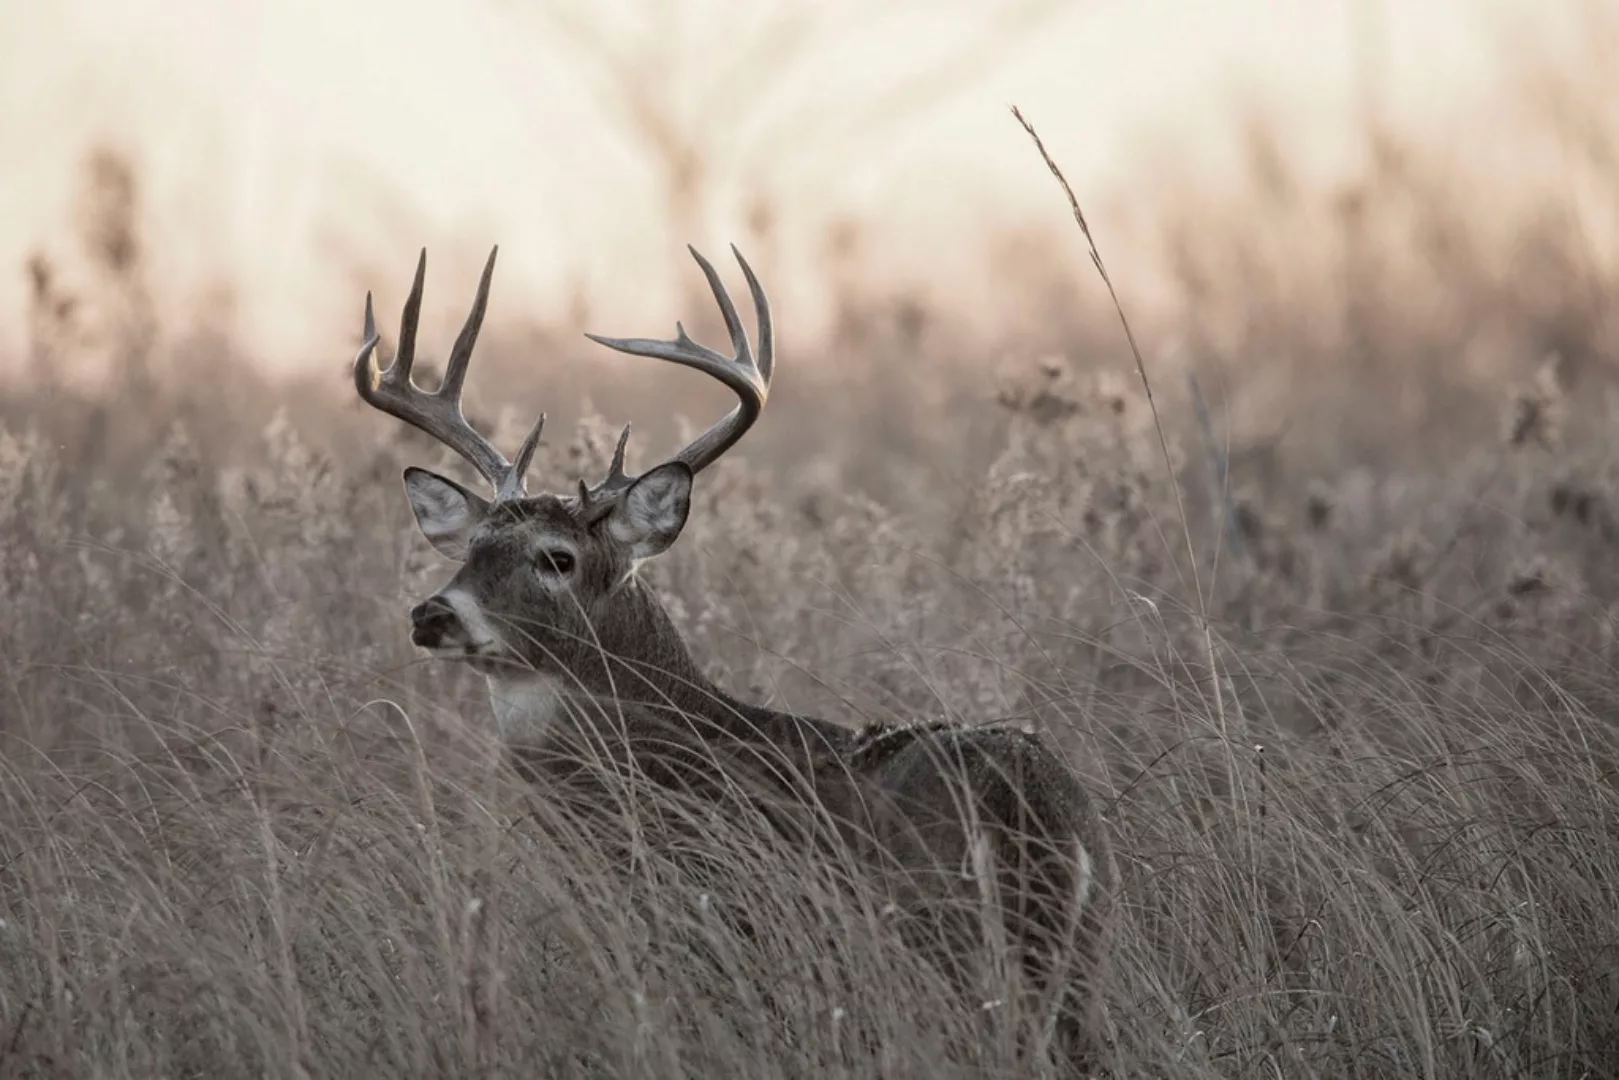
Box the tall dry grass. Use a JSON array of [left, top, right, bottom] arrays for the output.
[[6, 56, 1619, 1076]]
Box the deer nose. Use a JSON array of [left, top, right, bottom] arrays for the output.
[[410, 596, 459, 647]]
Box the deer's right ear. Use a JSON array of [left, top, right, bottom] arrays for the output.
[[403, 467, 489, 561]]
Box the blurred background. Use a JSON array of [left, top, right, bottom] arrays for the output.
[[4, 0, 1619, 529], [4, 1, 1604, 366]]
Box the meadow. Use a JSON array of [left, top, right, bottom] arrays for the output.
[[3, 83, 1619, 1078]]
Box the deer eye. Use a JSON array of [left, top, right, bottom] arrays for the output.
[[536, 549, 575, 575]]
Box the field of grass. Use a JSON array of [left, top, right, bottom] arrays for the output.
[[5, 80, 1619, 1078]]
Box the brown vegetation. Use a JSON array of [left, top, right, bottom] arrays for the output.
[[4, 67, 1619, 1077]]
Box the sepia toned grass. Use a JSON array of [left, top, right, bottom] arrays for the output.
[[7, 71, 1619, 1076]]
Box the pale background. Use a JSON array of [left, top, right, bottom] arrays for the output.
[[0, 0, 1587, 371]]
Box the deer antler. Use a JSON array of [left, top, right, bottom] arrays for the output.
[[354, 247, 544, 503], [577, 245, 774, 522]]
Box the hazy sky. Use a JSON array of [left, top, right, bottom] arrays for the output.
[[0, 0, 1574, 372]]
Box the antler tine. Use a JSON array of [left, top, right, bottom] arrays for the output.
[[575, 424, 634, 523], [582, 246, 773, 483], [606, 422, 631, 478], [438, 246, 498, 401], [498, 412, 547, 504], [392, 249, 427, 386], [355, 246, 538, 500], [351, 251, 425, 399], [732, 244, 774, 384], [691, 244, 750, 367]]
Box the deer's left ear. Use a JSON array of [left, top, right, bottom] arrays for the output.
[[606, 461, 692, 563]]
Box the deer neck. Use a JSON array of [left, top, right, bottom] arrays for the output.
[[582, 575, 748, 722], [483, 578, 846, 764], [476, 577, 735, 748], [582, 579, 855, 770]]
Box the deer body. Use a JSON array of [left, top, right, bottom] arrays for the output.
[[355, 245, 1116, 1069]]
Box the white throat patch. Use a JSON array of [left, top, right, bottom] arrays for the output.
[[486, 673, 568, 744]]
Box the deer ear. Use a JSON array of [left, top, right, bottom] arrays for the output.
[[607, 461, 692, 563], [403, 467, 489, 560]]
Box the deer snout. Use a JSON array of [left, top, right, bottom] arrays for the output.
[[410, 596, 461, 648]]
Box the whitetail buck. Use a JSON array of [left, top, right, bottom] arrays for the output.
[[354, 245, 1116, 1069]]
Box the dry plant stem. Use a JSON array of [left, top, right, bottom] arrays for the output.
[[249, 700, 310, 1079], [1011, 105, 1236, 777], [1188, 371, 1244, 566]]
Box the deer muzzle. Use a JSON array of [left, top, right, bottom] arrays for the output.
[[410, 595, 461, 648]]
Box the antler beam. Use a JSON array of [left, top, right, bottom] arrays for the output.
[[578, 245, 774, 520], [354, 247, 544, 503]]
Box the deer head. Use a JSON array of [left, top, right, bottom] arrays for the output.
[[353, 245, 773, 682]]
